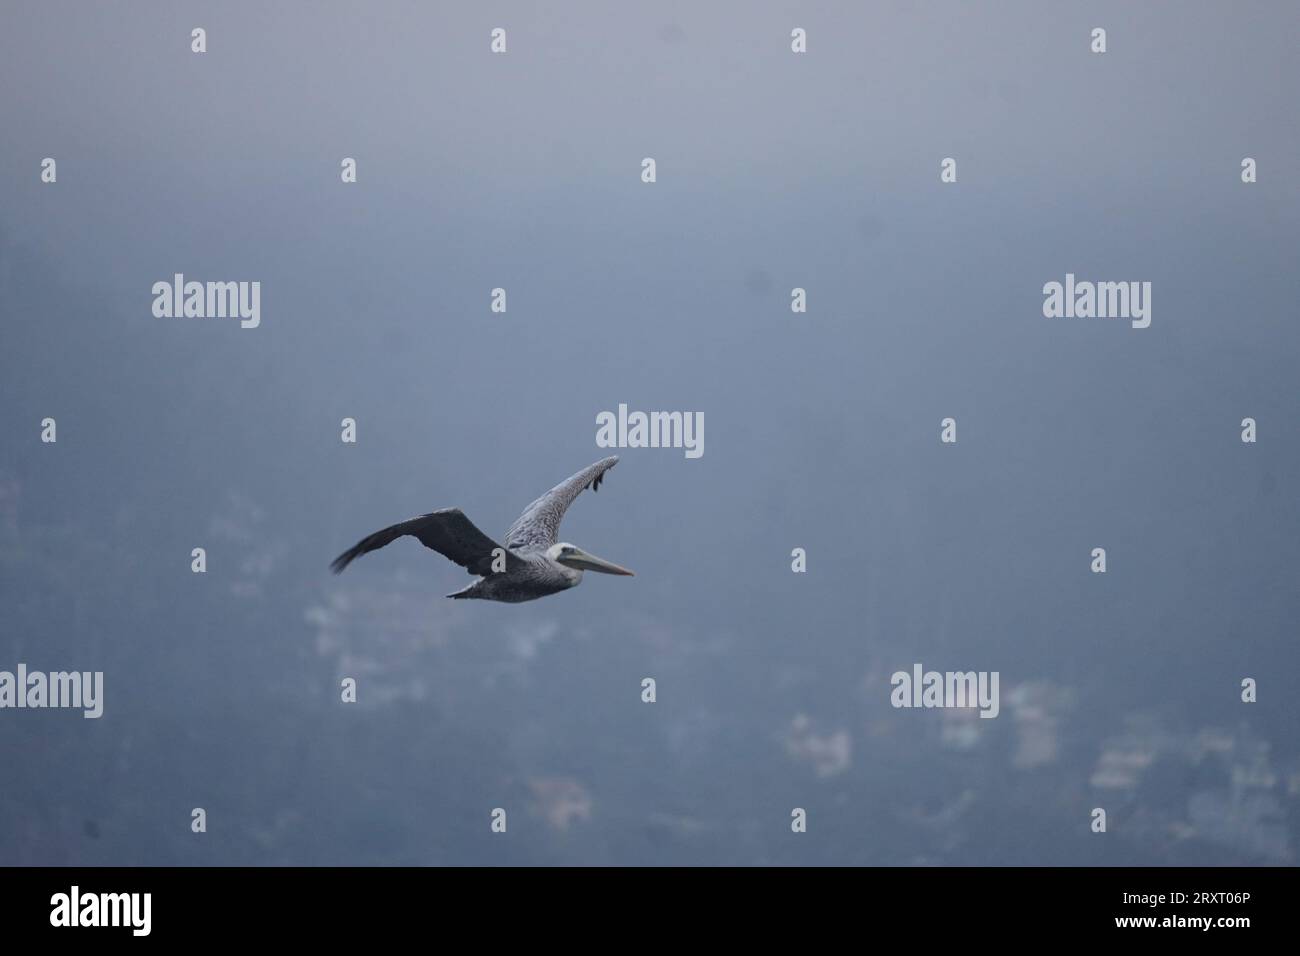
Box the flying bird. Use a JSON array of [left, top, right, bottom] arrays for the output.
[[330, 456, 633, 603]]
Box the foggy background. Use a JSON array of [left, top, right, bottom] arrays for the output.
[[1, 1, 1297, 865]]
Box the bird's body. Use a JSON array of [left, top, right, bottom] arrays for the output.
[[331, 456, 633, 603], [443, 552, 582, 603]]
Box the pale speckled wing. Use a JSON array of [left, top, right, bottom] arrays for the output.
[[504, 456, 620, 552]]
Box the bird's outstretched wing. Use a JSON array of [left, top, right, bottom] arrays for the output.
[[505, 456, 620, 551], [331, 508, 519, 576]]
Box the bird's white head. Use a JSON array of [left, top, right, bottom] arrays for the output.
[[547, 542, 635, 576]]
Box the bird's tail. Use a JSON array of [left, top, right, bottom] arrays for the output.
[[446, 583, 478, 600]]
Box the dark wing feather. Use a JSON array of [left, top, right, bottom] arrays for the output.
[[331, 508, 518, 575], [505, 456, 620, 552]]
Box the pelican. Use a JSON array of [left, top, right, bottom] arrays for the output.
[[330, 456, 634, 603]]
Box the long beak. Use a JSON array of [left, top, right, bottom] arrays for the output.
[[564, 548, 635, 576]]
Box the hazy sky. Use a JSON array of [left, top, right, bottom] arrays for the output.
[[2, 1, 1297, 865]]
